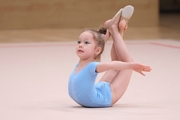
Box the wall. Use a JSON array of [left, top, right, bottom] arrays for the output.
[[0, 0, 159, 30]]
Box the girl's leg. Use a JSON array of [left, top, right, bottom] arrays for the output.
[[110, 18, 133, 105], [99, 20, 119, 83], [100, 18, 129, 83], [100, 17, 134, 105]]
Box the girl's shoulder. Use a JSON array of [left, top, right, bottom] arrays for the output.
[[89, 62, 99, 66]]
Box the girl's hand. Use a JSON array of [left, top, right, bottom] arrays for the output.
[[132, 63, 152, 76]]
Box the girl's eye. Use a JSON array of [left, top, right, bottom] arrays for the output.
[[85, 41, 90, 44], [77, 40, 81, 44]]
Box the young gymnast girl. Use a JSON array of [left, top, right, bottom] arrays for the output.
[[68, 5, 151, 108]]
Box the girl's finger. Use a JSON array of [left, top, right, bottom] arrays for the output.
[[140, 71, 145, 76]]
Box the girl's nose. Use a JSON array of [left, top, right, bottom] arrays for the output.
[[79, 43, 83, 48]]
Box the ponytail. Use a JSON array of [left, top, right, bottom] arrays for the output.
[[98, 27, 107, 35]]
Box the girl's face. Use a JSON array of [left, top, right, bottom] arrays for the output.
[[76, 31, 100, 60]]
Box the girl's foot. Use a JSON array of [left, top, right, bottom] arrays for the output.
[[104, 9, 123, 29], [104, 5, 134, 30], [104, 18, 127, 33], [104, 5, 134, 34], [103, 5, 134, 39], [108, 15, 121, 35], [118, 19, 127, 37], [120, 5, 134, 30]]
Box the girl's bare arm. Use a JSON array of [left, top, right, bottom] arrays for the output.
[[96, 61, 151, 76]]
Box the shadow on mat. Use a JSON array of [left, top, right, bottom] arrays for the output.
[[113, 103, 161, 109]]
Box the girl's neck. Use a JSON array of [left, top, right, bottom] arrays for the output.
[[78, 58, 94, 66], [75, 59, 94, 74]]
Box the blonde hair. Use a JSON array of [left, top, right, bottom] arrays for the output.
[[84, 27, 107, 62]]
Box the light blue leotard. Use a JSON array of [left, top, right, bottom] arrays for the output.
[[68, 62, 112, 108]]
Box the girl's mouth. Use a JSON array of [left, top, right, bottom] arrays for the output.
[[78, 50, 84, 53]]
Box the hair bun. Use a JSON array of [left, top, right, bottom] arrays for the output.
[[98, 27, 107, 35]]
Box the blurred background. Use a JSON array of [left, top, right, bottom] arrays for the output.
[[0, 0, 179, 43]]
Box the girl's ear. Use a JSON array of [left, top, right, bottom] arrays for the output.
[[95, 47, 102, 55]]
